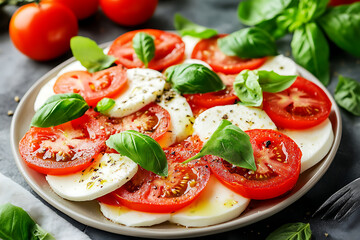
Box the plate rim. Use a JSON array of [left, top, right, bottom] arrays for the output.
[[10, 46, 342, 239]]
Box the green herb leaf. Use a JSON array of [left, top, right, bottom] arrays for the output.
[[183, 120, 256, 171], [297, 0, 329, 23], [237, 0, 293, 26], [106, 130, 168, 176], [174, 13, 218, 39], [218, 27, 278, 59], [94, 98, 115, 114], [164, 63, 225, 94], [335, 75, 360, 116], [0, 203, 55, 240], [31, 93, 89, 128], [70, 36, 116, 73], [318, 2, 360, 58], [266, 222, 312, 240], [291, 22, 329, 85], [233, 70, 263, 106], [257, 70, 297, 92], [132, 32, 155, 68]]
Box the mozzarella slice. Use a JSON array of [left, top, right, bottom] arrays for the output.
[[182, 35, 201, 59], [281, 119, 334, 173], [156, 88, 194, 148], [99, 203, 170, 227], [193, 104, 277, 142], [46, 153, 138, 201], [170, 176, 250, 227], [258, 55, 299, 76], [107, 68, 166, 118]]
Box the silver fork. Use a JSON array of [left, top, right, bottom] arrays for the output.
[[313, 178, 360, 221]]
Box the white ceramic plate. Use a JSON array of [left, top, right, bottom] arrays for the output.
[[10, 47, 342, 239]]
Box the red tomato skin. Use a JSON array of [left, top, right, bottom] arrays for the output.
[[100, 0, 158, 26], [209, 129, 302, 200], [329, 0, 360, 6], [43, 0, 99, 19], [9, 2, 78, 61]]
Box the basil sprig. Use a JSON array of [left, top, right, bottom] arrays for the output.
[[70, 36, 116, 73], [0, 203, 55, 240], [266, 222, 312, 240], [31, 93, 89, 128], [174, 13, 217, 39], [164, 63, 225, 94], [106, 130, 168, 177], [335, 75, 360, 116], [233, 70, 297, 106], [132, 32, 155, 68], [183, 120, 256, 171], [218, 27, 278, 59], [94, 98, 115, 114]]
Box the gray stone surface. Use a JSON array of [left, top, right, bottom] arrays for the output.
[[1, 0, 360, 239]]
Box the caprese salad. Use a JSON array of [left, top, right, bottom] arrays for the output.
[[19, 29, 334, 228]]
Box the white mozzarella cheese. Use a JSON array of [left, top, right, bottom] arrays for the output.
[[156, 88, 194, 148], [46, 153, 138, 201], [193, 104, 277, 142], [170, 175, 250, 227], [181, 35, 201, 59], [258, 55, 299, 76], [106, 68, 166, 118], [99, 203, 170, 227], [281, 119, 334, 173]]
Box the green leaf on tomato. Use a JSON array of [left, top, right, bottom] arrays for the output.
[[132, 32, 155, 68], [106, 130, 168, 177], [174, 13, 218, 39], [335, 75, 360, 116], [164, 63, 225, 94], [31, 93, 89, 128], [266, 222, 312, 240], [183, 119, 256, 171], [94, 98, 115, 114], [70, 36, 116, 73]]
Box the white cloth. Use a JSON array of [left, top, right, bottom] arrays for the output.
[[0, 173, 91, 240]]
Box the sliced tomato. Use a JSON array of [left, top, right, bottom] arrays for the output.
[[263, 76, 332, 129], [53, 65, 127, 106], [96, 103, 171, 142], [19, 110, 107, 175], [98, 136, 210, 213], [191, 34, 267, 74], [208, 129, 302, 200], [108, 29, 185, 71]]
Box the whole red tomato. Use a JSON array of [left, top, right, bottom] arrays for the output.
[[9, 2, 78, 61], [43, 0, 99, 20], [100, 0, 158, 26]]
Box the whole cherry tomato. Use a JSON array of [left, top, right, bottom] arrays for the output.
[[99, 0, 158, 26], [43, 0, 99, 19], [9, 2, 78, 61]]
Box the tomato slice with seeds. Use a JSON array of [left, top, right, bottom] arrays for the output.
[[53, 65, 127, 107], [108, 29, 185, 71], [19, 110, 107, 175], [208, 129, 301, 200], [98, 136, 210, 213], [263, 76, 332, 129], [191, 34, 267, 74]]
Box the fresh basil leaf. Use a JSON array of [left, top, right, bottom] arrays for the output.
[[0, 203, 55, 240], [291, 23, 330, 85], [218, 27, 278, 59], [106, 130, 168, 176], [256, 18, 288, 40], [298, 0, 329, 23], [233, 70, 263, 106], [164, 63, 225, 94], [237, 0, 293, 26], [94, 98, 115, 114], [70, 36, 116, 73], [318, 2, 360, 58], [31, 93, 89, 128], [132, 32, 155, 68], [266, 222, 311, 240], [183, 120, 256, 171], [335, 75, 360, 116], [174, 13, 217, 39], [257, 70, 297, 92]]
